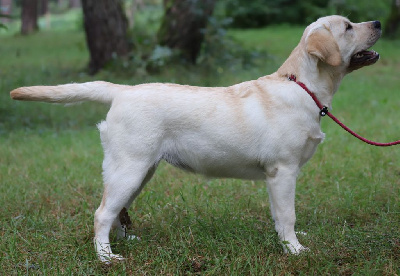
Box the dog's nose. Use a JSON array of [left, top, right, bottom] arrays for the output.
[[373, 21, 381, 30]]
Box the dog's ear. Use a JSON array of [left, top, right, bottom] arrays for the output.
[[306, 27, 342, 67]]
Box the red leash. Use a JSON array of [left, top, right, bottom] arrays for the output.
[[288, 75, 400, 147]]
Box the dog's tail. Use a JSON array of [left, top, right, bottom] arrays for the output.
[[10, 81, 123, 104]]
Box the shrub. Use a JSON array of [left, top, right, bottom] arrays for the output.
[[223, 0, 391, 28]]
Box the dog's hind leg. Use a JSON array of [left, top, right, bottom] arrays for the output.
[[94, 161, 156, 263], [266, 165, 308, 254], [114, 165, 158, 241]]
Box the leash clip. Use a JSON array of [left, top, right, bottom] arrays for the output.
[[288, 74, 328, 117], [320, 106, 328, 117]]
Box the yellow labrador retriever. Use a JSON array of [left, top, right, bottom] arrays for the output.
[[10, 15, 382, 262]]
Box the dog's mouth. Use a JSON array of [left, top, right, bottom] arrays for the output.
[[348, 49, 380, 71]]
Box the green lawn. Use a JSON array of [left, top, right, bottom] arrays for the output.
[[1, 13, 400, 275]]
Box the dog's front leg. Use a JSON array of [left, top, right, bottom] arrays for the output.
[[266, 165, 308, 254]]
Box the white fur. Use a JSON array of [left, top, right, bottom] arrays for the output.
[[10, 16, 381, 261]]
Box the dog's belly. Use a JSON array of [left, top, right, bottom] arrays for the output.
[[160, 149, 267, 180]]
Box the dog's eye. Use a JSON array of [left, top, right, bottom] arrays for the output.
[[345, 22, 353, 31]]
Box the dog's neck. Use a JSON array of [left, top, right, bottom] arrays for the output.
[[277, 45, 346, 109]]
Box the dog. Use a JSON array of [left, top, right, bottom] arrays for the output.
[[10, 15, 382, 262]]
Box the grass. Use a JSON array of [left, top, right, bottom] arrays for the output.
[[1, 11, 400, 275]]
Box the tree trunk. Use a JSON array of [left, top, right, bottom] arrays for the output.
[[81, 0, 130, 74], [21, 0, 39, 35], [38, 0, 48, 16], [69, 0, 81, 9], [158, 0, 215, 64], [385, 0, 400, 38], [1, 0, 12, 23]]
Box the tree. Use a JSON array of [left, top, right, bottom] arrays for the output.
[[157, 0, 216, 64], [81, 0, 130, 74], [38, 0, 48, 16], [385, 0, 400, 38], [1, 0, 12, 24], [21, 0, 39, 35], [69, 0, 80, 9]]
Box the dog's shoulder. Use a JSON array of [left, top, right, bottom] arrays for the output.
[[225, 73, 285, 98]]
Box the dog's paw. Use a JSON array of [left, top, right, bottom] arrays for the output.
[[126, 234, 141, 241], [98, 253, 125, 264], [116, 224, 141, 241], [281, 241, 310, 255], [294, 245, 310, 254]]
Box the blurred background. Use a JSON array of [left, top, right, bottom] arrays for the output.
[[1, 2, 399, 274], [1, 0, 398, 76]]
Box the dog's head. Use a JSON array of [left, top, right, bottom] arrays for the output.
[[304, 15, 382, 72]]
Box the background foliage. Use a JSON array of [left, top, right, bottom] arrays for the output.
[[221, 0, 392, 28]]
